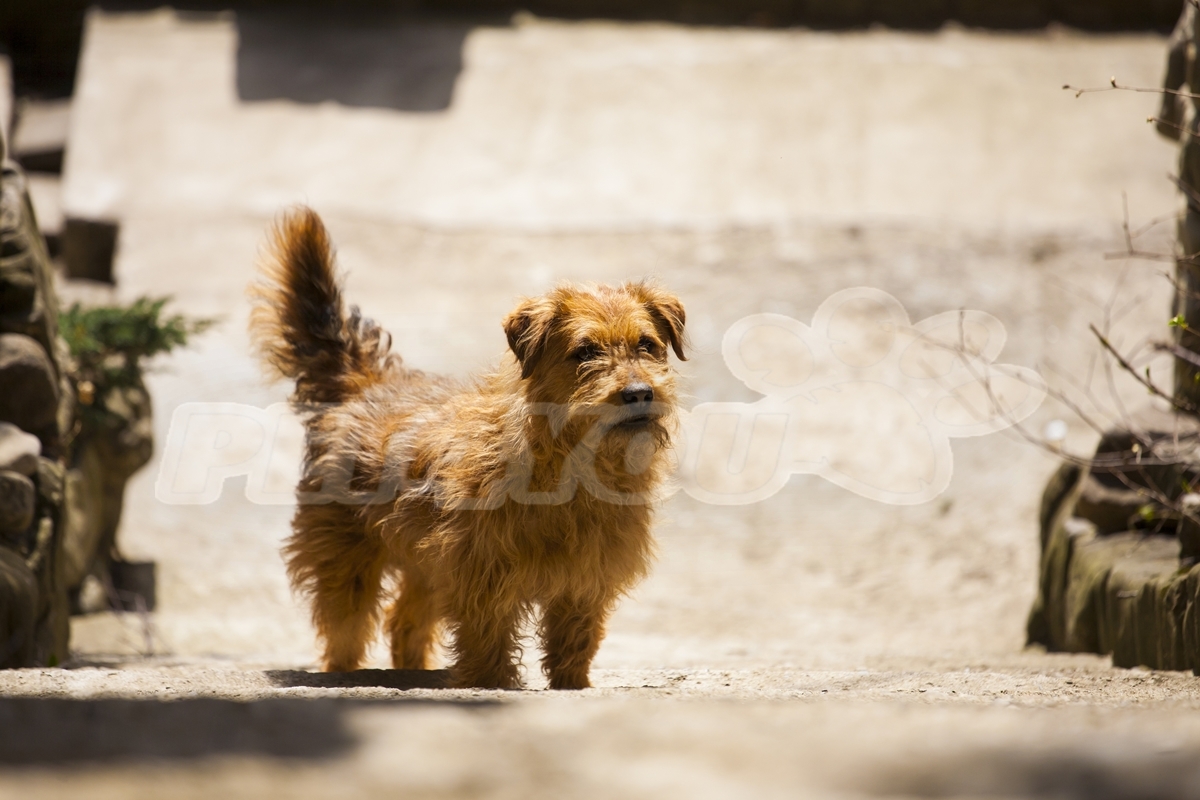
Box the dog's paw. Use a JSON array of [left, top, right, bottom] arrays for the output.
[[546, 673, 592, 690], [448, 669, 524, 691]]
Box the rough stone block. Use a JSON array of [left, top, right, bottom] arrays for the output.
[[0, 545, 36, 668], [1030, 501, 1200, 673], [0, 470, 35, 539], [0, 167, 60, 367], [1073, 473, 1148, 535], [1182, 493, 1200, 564], [0, 333, 58, 438], [0, 55, 9, 158], [0, 422, 39, 476], [61, 464, 99, 591]]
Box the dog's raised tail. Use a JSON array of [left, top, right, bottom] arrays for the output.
[[250, 206, 396, 405]]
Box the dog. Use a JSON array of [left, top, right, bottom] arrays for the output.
[[249, 207, 686, 689]]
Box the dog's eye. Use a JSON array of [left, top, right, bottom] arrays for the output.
[[637, 336, 660, 355], [572, 343, 600, 363]]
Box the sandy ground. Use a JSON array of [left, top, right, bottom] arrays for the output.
[[3, 11, 1199, 799]]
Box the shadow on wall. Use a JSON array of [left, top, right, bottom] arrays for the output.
[[235, 11, 480, 112]]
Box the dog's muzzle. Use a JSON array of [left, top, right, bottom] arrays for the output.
[[619, 383, 655, 427]]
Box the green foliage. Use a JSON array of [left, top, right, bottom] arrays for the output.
[[60, 297, 214, 417], [1170, 314, 1188, 329]]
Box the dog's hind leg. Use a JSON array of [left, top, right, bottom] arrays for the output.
[[539, 595, 610, 690], [386, 569, 439, 670], [284, 505, 387, 672]]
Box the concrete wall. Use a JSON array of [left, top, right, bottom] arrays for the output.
[[6, 1, 1186, 29], [0, 0, 1185, 95]]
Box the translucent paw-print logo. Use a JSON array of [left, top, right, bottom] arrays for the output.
[[676, 287, 1045, 505]]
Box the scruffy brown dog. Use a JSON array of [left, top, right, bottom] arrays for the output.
[[249, 207, 685, 689]]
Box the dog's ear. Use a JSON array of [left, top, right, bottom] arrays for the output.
[[632, 284, 687, 361], [503, 297, 558, 379]]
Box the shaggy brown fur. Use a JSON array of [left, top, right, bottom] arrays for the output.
[[249, 207, 686, 689]]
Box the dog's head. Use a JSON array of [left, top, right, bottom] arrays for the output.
[[503, 282, 686, 449]]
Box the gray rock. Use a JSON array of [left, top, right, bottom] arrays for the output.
[[0, 422, 39, 476], [1073, 473, 1148, 536], [0, 546, 36, 668], [0, 163, 61, 367], [0, 148, 70, 668], [1182, 494, 1200, 565], [0, 470, 35, 539], [0, 333, 59, 438], [0, 55, 9, 159], [61, 464, 101, 590]]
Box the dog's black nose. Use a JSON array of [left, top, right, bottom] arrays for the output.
[[621, 383, 654, 405]]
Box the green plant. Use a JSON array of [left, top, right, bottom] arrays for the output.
[[60, 296, 215, 421]]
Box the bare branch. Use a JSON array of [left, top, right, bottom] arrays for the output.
[[1089, 323, 1199, 415], [1154, 340, 1200, 369], [1063, 77, 1200, 102]]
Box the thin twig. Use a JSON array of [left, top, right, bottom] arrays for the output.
[[1154, 341, 1200, 369], [1090, 322, 1199, 415], [1064, 77, 1200, 101]]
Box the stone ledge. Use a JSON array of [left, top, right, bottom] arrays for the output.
[[1029, 511, 1200, 672]]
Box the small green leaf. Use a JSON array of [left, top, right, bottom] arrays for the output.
[[1170, 314, 1188, 328], [60, 297, 216, 429], [1183, 478, 1193, 494], [1138, 504, 1157, 522]]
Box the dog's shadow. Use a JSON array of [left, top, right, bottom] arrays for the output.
[[266, 668, 452, 691]]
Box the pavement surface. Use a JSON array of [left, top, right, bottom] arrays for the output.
[[3, 9, 1198, 799]]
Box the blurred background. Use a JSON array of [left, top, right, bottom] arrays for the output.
[[3, 1, 1200, 798]]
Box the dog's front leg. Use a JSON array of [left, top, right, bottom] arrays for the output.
[[447, 599, 524, 690], [539, 596, 609, 690]]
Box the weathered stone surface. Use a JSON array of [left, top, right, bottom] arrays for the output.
[[1072, 405, 1200, 534], [1037, 461, 1081, 550], [93, 383, 153, 479], [27, 458, 68, 665], [1029, 510, 1200, 672], [60, 465, 99, 591], [0, 57, 9, 160], [0, 546, 36, 668], [1027, 463, 1083, 647], [0, 155, 70, 668], [0, 164, 61, 366], [1182, 493, 1200, 565], [0, 333, 59, 439], [0, 421, 39, 476], [1073, 474, 1150, 535], [0, 470, 34, 539], [1029, 405, 1200, 672], [63, 378, 154, 614]]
